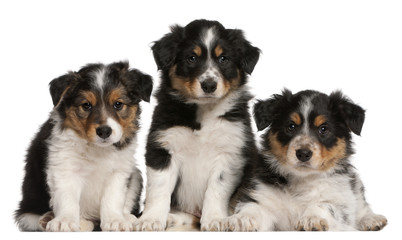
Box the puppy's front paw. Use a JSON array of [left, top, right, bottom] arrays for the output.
[[296, 216, 329, 231], [358, 214, 387, 231], [134, 219, 166, 231], [101, 219, 132, 231], [39, 211, 55, 231], [200, 218, 226, 231], [225, 215, 258, 232], [46, 217, 79, 232]]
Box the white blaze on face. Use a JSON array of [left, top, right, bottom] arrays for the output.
[[94, 68, 106, 92], [195, 27, 225, 99]]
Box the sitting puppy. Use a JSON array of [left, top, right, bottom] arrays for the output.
[[15, 61, 152, 231], [224, 89, 387, 231], [135, 19, 260, 231]]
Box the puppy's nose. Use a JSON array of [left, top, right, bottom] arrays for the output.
[[96, 126, 112, 139], [201, 79, 217, 93], [296, 149, 313, 162]]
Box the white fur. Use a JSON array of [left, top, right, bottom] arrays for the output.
[[136, 87, 249, 231], [16, 213, 42, 231], [94, 68, 106, 91], [44, 118, 141, 231], [227, 168, 385, 231]]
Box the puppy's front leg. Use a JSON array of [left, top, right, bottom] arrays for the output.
[[46, 173, 82, 232], [100, 171, 134, 231], [200, 163, 240, 231], [134, 166, 179, 231]]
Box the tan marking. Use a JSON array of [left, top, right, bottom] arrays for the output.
[[63, 106, 91, 140], [268, 132, 289, 165], [80, 91, 97, 106], [108, 88, 125, 104], [63, 90, 101, 142], [314, 115, 327, 127], [214, 45, 223, 57], [319, 138, 347, 171], [169, 65, 198, 98], [194, 46, 202, 57], [291, 112, 302, 125], [222, 69, 241, 96], [117, 105, 138, 142]]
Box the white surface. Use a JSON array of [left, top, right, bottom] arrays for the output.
[[1, 0, 401, 239]]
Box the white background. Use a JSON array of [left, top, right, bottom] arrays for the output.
[[1, 0, 401, 239]]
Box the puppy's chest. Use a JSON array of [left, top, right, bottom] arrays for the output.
[[285, 175, 352, 205], [157, 110, 246, 163], [156, 107, 246, 212]]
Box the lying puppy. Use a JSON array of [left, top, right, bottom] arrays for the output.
[[225, 89, 387, 231], [15, 61, 152, 231], [135, 19, 260, 231]]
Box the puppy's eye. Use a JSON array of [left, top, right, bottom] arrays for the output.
[[218, 56, 228, 64], [287, 122, 296, 133], [82, 102, 92, 111], [319, 125, 329, 135], [113, 101, 123, 110], [187, 56, 198, 64]]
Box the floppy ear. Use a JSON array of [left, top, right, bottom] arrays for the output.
[[227, 29, 260, 74], [151, 25, 183, 70], [253, 89, 292, 131], [329, 91, 366, 135], [127, 69, 153, 103], [49, 73, 77, 107]]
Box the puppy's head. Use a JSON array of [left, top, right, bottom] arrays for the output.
[[254, 89, 365, 176], [152, 19, 260, 103], [49, 61, 153, 148]]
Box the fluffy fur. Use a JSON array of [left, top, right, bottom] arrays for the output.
[[224, 89, 387, 231], [135, 19, 260, 231], [15, 61, 153, 231]]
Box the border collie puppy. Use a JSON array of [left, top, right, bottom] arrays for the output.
[[134, 19, 260, 231], [15, 61, 152, 231], [224, 89, 387, 231]]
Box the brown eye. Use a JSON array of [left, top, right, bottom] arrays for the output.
[[319, 125, 329, 135], [187, 55, 198, 64], [113, 101, 123, 110], [218, 56, 228, 64], [287, 122, 296, 133], [82, 102, 92, 111]]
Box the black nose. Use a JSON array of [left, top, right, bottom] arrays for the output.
[[96, 126, 112, 139], [296, 149, 313, 162], [201, 80, 217, 93]]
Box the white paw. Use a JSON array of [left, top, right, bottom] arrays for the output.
[[134, 219, 166, 231], [358, 214, 387, 231], [200, 218, 226, 231], [46, 217, 79, 232], [225, 215, 258, 231], [295, 216, 329, 231], [101, 215, 137, 231]]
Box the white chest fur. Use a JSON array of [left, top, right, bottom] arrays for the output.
[[46, 128, 137, 220], [156, 97, 247, 214], [252, 173, 356, 230]]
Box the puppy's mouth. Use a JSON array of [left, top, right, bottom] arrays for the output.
[[93, 138, 116, 147]]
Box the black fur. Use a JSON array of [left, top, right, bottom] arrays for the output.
[[146, 19, 260, 170], [15, 61, 151, 231], [233, 89, 366, 207]]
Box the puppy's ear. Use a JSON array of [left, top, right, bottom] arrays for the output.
[[151, 25, 183, 70], [127, 69, 153, 103], [227, 29, 260, 74], [254, 89, 292, 131], [329, 91, 365, 135], [49, 73, 77, 107]]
